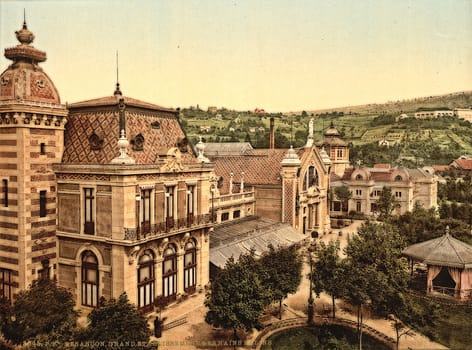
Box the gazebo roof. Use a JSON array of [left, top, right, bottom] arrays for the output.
[[403, 230, 472, 269]]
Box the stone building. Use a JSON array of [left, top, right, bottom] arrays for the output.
[[0, 20, 67, 300], [207, 120, 332, 236], [0, 21, 214, 314], [315, 121, 350, 178], [53, 89, 214, 313], [331, 165, 438, 217]]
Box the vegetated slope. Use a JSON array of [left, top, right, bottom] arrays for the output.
[[180, 91, 472, 166], [300, 90, 472, 115]]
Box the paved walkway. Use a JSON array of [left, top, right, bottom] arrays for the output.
[[150, 220, 447, 350]]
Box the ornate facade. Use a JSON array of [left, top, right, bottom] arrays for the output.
[[0, 20, 67, 300], [0, 22, 213, 314]]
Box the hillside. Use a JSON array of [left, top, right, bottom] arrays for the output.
[[180, 90, 472, 167], [299, 90, 472, 115]]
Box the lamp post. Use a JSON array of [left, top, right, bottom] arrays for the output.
[[307, 246, 315, 325]]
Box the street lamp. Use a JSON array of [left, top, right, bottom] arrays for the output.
[[307, 245, 315, 325]]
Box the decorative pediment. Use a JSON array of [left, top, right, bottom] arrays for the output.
[[162, 147, 184, 172]]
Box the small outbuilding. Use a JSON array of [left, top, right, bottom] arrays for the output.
[[402, 228, 472, 299]]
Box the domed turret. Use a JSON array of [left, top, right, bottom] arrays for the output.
[[0, 20, 61, 104]]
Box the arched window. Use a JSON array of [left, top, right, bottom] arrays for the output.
[[355, 174, 363, 181], [303, 166, 319, 190], [81, 251, 98, 307], [395, 175, 403, 181], [162, 245, 177, 302], [184, 240, 197, 293], [138, 250, 154, 311]]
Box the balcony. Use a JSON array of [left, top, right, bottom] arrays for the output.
[[212, 191, 255, 208], [124, 213, 212, 241]]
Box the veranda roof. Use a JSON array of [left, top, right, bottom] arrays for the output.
[[210, 216, 307, 268], [402, 231, 472, 269]]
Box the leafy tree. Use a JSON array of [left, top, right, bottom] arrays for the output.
[[205, 252, 270, 341], [259, 244, 302, 319], [375, 186, 397, 221], [76, 293, 150, 350], [312, 240, 345, 318], [2, 279, 78, 347], [334, 185, 352, 212], [343, 222, 409, 348]]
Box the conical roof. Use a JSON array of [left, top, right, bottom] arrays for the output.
[[403, 231, 472, 268]]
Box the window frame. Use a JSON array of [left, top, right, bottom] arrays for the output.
[[39, 190, 47, 217], [81, 251, 99, 307], [138, 250, 155, 310], [83, 188, 95, 234], [184, 241, 197, 293]]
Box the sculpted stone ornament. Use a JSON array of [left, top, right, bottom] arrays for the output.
[[162, 147, 184, 172]]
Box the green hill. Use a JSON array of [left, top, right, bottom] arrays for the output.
[[180, 91, 472, 167]]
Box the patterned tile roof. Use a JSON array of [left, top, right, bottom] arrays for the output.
[[213, 149, 289, 194], [62, 95, 195, 164]]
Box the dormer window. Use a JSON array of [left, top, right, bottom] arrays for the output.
[[395, 175, 403, 181], [355, 174, 363, 181]]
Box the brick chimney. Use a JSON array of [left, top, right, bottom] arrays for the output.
[[269, 117, 275, 149]]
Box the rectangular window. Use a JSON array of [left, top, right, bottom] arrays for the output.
[[221, 212, 229, 221], [356, 189, 362, 196], [233, 210, 241, 219], [2, 179, 7, 207], [39, 190, 47, 217], [187, 185, 195, 226], [0, 268, 12, 302], [84, 188, 95, 234], [356, 201, 362, 212], [166, 186, 175, 229], [337, 149, 343, 158], [371, 203, 378, 213], [140, 189, 152, 234], [40, 143, 46, 155], [395, 191, 402, 198]]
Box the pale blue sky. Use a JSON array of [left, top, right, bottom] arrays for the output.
[[1, 0, 471, 111]]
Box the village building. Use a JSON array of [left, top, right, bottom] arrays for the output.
[[449, 155, 472, 175], [330, 165, 438, 217]]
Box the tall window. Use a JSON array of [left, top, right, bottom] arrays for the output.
[[187, 185, 195, 226], [162, 245, 177, 301], [356, 201, 362, 212], [0, 268, 12, 302], [81, 251, 98, 307], [140, 189, 152, 234], [40, 143, 46, 155], [39, 190, 47, 217], [2, 180, 7, 207], [184, 241, 197, 293], [84, 188, 95, 234], [303, 166, 319, 190], [165, 187, 175, 229], [138, 250, 154, 311], [337, 148, 343, 158]]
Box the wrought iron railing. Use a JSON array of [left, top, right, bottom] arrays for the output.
[[124, 213, 211, 240]]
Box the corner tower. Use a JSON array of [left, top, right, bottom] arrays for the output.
[[0, 20, 67, 301]]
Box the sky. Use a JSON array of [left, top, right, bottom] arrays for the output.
[[0, 0, 471, 112]]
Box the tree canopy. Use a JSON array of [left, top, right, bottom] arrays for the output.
[[2, 279, 78, 347], [76, 293, 150, 350], [259, 244, 302, 319], [205, 252, 270, 333]]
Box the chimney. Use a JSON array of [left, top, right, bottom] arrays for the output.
[[269, 117, 275, 149]]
